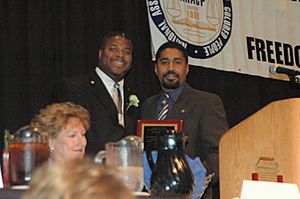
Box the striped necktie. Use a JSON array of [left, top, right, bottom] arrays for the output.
[[157, 93, 170, 120], [112, 83, 122, 113], [112, 82, 124, 126]]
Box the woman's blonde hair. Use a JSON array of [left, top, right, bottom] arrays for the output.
[[22, 158, 135, 199], [31, 102, 90, 138]]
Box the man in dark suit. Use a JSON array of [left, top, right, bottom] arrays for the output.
[[140, 41, 228, 199], [53, 31, 140, 156]]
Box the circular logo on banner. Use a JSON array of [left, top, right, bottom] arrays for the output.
[[148, 0, 233, 59]]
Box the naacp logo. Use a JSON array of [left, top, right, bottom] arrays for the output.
[[148, 0, 232, 59]]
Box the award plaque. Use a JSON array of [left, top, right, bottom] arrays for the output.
[[253, 156, 282, 182], [137, 120, 183, 151]]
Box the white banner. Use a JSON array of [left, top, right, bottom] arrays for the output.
[[146, 0, 300, 80]]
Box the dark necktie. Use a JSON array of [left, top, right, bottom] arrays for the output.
[[157, 93, 170, 120]]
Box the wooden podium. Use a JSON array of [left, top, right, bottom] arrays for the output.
[[220, 98, 300, 199]]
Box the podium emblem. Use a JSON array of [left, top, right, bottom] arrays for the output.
[[253, 156, 283, 182]]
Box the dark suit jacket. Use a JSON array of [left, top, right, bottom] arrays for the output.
[[140, 83, 228, 184], [52, 70, 140, 156]]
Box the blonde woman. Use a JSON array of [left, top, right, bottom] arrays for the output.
[[22, 158, 135, 199], [31, 102, 90, 164]]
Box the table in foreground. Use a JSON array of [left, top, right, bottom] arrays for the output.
[[0, 188, 24, 199]]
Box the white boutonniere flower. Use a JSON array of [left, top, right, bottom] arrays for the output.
[[126, 95, 139, 111]]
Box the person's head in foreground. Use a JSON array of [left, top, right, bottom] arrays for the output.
[[31, 102, 90, 163], [22, 158, 135, 199]]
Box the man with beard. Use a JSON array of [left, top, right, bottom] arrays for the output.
[[140, 41, 228, 199], [52, 31, 139, 156]]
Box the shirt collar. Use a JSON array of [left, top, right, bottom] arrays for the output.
[[161, 84, 184, 103], [95, 67, 124, 89]]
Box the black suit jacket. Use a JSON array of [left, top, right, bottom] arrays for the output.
[[52, 70, 139, 156], [141, 83, 228, 184]]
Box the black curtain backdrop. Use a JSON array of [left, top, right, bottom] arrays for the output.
[[1, 0, 300, 151]]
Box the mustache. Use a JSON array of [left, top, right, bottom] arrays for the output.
[[163, 71, 179, 78]]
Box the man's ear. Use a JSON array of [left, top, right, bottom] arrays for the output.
[[154, 64, 158, 76], [98, 49, 103, 60], [186, 64, 190, 75]]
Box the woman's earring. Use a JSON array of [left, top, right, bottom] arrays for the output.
[[50, 147, 54, 153]]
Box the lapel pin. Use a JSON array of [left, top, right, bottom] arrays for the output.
[[180, 108, 187, 113], [90, 80, 95, 85]]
